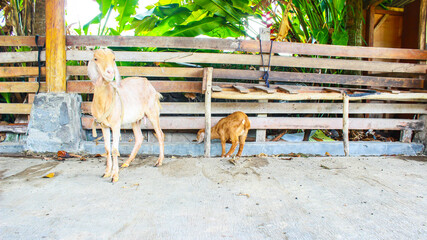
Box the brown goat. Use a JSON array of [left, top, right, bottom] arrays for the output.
[[197, 111, 250, 157], [88, 49, 164, 182]]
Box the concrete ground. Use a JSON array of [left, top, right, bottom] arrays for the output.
[[0, 155, 426, 240]]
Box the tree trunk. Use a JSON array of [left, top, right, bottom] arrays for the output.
[[346, 0, 364, 47], [34, 0, 46, 35]]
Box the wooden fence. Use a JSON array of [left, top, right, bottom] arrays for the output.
[[0, 35, 426, 154]]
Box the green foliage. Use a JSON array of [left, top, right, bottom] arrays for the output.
[[255, 0, 349, 45], [81, 0, 258, 38]]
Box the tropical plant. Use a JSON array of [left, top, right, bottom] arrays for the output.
[[254, 0, 349, 45], [80, 0, 260, 38]]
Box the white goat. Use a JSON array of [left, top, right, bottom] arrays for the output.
[[88, 49, 164, 182]]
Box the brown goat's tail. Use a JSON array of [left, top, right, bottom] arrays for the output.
[[244, 117, 251, 130]]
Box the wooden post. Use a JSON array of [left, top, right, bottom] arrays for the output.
[[256, 28, 270, 142], [343, 94, 350, 156], [204, 67, 213, 157], [45, 0, 66, 93], [419, 0, 427, 51]]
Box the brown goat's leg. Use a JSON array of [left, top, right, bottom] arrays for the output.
[[236, 131, 248, 157], [101, 127, 112, 178], [220, 137, 226, 157], [111, 125, 121, 183], [121, 120, 143, 168], [148, 112, 164, 167], [225, 137, 239, 158]]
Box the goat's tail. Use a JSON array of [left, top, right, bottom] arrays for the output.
[[156, 92, 163, 110]]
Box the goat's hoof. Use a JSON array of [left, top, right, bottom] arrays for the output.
[[111, 176, 119, 183], [102, 173, 111, 178], [229, 159, 237, 165], [120, 163, 129, 168], [154, 162, 162, 167]]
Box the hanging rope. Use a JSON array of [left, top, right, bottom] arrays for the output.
[[259, 39, 274, 88], [35, 35, 45, 94]]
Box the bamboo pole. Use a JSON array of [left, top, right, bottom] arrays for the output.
[[204, 67, 213, 157], [45, 0, 66, 92], [343, 93, 350, 156]]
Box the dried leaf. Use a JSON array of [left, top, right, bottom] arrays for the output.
[[237, 193, 250, 198], [325, 152, 331, 156], [94, 154, 102, 158], [257, 153, 268, 157], [43, 172, 55, 178], [57, 150, 70, 158]]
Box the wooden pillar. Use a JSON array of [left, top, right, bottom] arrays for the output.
[[204, 67, 213, 157], [256, 28, 270, 142], [45, 0, 66, 93]]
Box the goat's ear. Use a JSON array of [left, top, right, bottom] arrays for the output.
[[88, 60, 102, 86], [114, 63, 121, 86]]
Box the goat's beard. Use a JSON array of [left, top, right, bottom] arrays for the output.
[[102, 73, 115, 82]]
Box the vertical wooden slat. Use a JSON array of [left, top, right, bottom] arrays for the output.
[[45, 0, 66, 93], [343, 94, 350, 156], [419, 0, 427, 51], [204, 67, 213, 157], [256, 28, 270, 142], [28, 77, 36, 121]]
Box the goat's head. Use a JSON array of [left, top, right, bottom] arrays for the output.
[[88, 48, 121, 86], [196, 129, 205, 143]]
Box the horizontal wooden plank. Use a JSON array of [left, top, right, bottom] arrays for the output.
[[66, 36, 427, 60], [212, 90, 427, 101], [0, 51, 45, 63], [0, 82, 46, 93], [67, 50, 427, 73], [2, 36, 425, 60], [214, 70, 424, 89], [66, 80, 202, 93], [0, 103, 32, 114], [0, 124, 28, 133], [0, 67, 45, 78], [66, 66, 423, 89], [2, 66, 421, 89], [82, 116, 424, 131], [67, 66, 204, 78], [80, 102, 427, 115], [0, 36, 45, 47]]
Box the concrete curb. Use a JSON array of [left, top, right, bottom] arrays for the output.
[[1, 141, 422, 156]]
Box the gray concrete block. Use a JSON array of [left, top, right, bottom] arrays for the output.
[[26, 93, 84, 153]]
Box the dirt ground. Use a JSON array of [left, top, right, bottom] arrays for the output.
[[0, 155, 426, 239]]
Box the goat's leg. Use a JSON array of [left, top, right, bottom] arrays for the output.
[[236, 131, 248, 157], [111, 124, 121, 182], [147, 112, 164, 167], [225, 136, 239, 158], [101, 127, 112, 178], [220, 137, 226, 157], [121, 120, 143, 168]]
